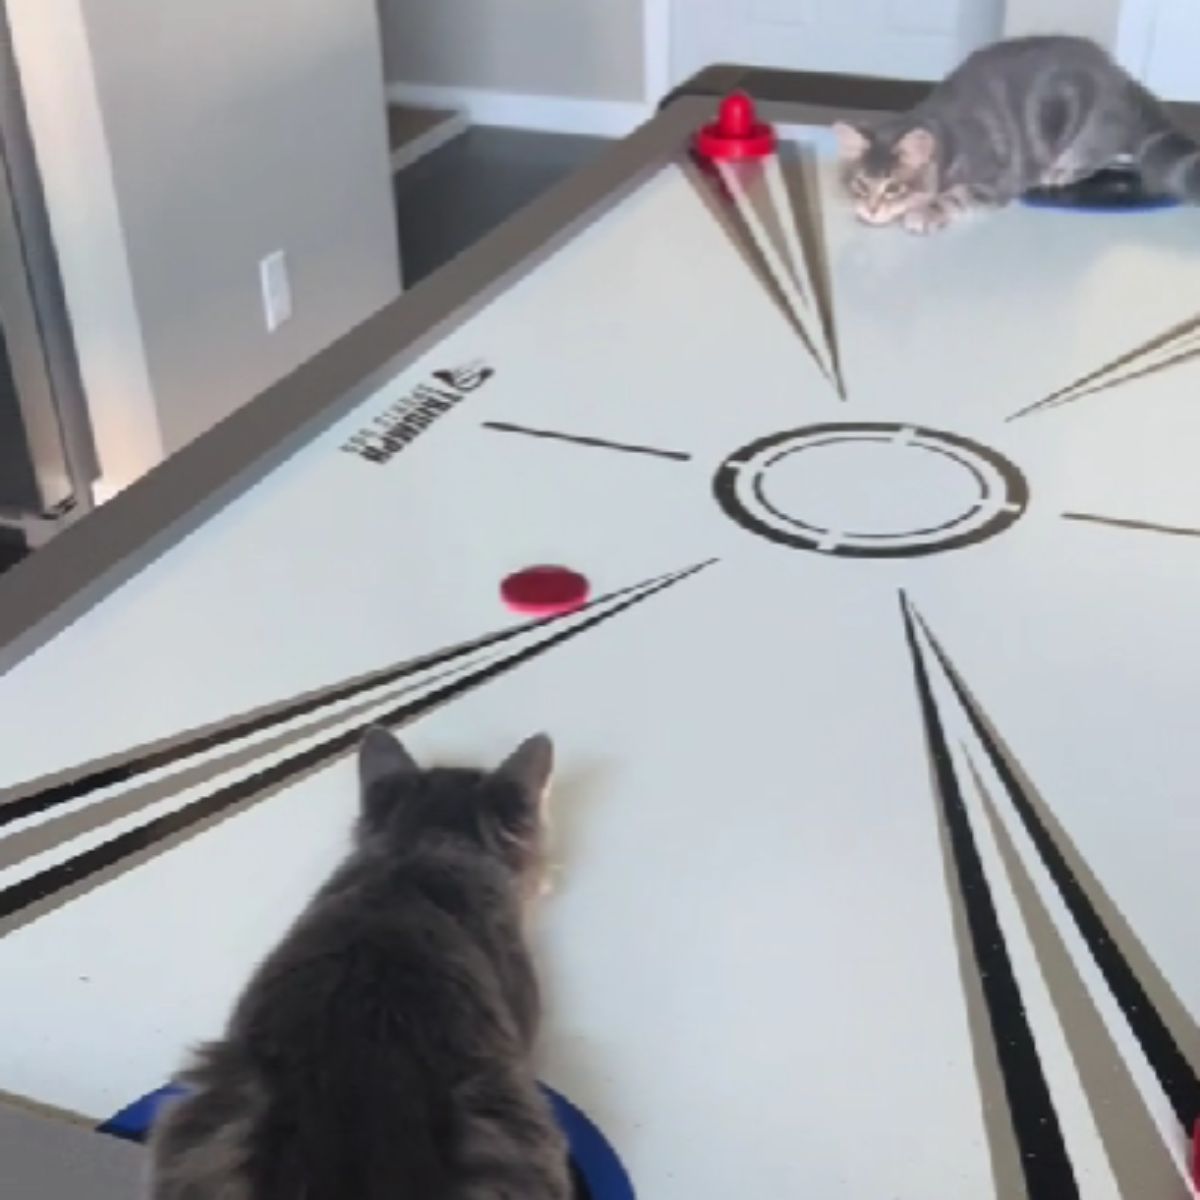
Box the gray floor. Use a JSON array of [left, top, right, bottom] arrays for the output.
[[0, 527, 25, 572], [2, 1098, 143, 1200], [393, 125, 610, 285]]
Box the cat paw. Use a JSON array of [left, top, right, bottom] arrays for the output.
[[1041, 165, 1088, 188], [902, 205, 950, 235]]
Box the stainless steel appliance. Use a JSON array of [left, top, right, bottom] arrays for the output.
[[0, 6, 96, 543]]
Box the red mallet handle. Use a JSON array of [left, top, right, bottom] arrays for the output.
[[694, 91, 777, 162]]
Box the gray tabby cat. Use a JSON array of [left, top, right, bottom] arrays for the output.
[[835, 35, 1200, 233], [146, 727, 572, 1200]]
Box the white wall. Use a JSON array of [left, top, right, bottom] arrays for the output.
[[377, 0, 647, 100], [9, 0, 401, 492]]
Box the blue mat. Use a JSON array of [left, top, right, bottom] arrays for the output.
[[101, 1080, 635, 1199]]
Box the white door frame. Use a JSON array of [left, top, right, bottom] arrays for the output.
[[644, 0, 674, 105], [1113, 0, 1166, 78]]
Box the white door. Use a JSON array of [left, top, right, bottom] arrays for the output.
[[669, 0, 1005, 85]]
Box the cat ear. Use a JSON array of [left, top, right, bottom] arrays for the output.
[[832, 121, 869, 160], [494, 734, 554, 803], [895, 127, 935, 169], [358, 726, 418, 793]]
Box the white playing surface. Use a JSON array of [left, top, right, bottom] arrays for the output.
[[1, 125, 1199, 1198]]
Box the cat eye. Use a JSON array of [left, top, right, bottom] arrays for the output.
[[883, 181, 907, 198], [851, 178, 870, 197]]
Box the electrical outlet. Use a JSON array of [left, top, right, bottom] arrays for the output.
[[259, 251, 292, 332]]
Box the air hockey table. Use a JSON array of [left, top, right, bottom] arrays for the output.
[[2, 67, 1200, 1200]]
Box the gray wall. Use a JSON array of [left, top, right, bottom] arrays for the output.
[[377, 0, 646, 100], [10, 0, 401, 489]]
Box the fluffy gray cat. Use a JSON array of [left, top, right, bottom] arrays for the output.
[[835, 35, 1200, 233], [146, 727, 572, 1200]]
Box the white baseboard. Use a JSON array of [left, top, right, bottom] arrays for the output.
[[385, 83, 654, 138], [91, 477, 124, 507], [388, 110, 468, 173]]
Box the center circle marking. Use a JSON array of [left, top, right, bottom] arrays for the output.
[[714, 423, 1028, 558]]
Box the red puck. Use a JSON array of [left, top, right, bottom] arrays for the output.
[[500, 566, 590, 617], [694, 91, 777, 162]]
